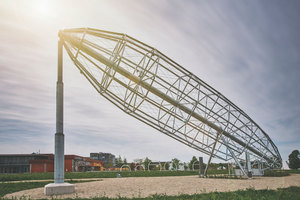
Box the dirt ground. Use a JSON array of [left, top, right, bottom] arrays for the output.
[[5, 174, 300, 199]]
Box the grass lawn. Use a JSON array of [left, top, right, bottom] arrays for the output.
[[108, 187, 300, 200], [0, 180, 92, 197]]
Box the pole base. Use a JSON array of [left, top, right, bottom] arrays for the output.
[[44, 183, 75, 195]]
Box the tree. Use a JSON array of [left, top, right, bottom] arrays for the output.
[[123, 157, 128, 165], [171, 158, 180, 170], [143, 157, 152, 170], [183, 162, 188, 171], [130, 162, 136, 171], [288, 150, 300, 169], [103, 158, 114, 168], [165, 162, 170, 170], [116, 155, 123, 168], [135, 163, 142, 171], [189, 156, 198, 170]]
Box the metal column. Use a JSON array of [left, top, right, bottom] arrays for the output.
[[246, 151, 252, 178], [203, 132, 221, 176], [221, 136, 247, 176], [55, 39, 64, 184], [199, 157, 203, 177]]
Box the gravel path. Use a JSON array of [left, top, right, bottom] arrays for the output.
[[5, 174, 300, 199]]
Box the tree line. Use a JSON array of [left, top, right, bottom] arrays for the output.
[[112, 155, 228, 171], [105, 149, 300, 170]]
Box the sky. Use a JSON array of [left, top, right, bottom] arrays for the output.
[[0, 0, 299, 166]]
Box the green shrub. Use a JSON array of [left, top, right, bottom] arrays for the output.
[[0, 169, 233, 182], [0, 172, 53, 182], [263, 170, 290, 177], [286, 169, 300, 174], [204, 174, 241, 179], [0, 171, 201, 182]]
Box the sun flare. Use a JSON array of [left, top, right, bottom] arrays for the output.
[[34, 0, 52, 16]]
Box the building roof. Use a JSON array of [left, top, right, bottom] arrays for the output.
[[0, 154, 103, 164], [0, 154, 53, 157]]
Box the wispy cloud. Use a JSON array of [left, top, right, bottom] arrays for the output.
[[0, 0, 299, 164]]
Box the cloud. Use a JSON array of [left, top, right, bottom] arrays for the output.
[[0, 0, 299, 164], [114, 0, 300, 162]]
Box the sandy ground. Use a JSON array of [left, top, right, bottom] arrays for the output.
[[5, 174, 300, 199]]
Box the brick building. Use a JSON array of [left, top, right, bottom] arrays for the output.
[[90, 152, 116, 167], [0, 154, 103, 173], [0, 154, 53, 173]]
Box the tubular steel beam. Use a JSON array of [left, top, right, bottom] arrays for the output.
[[222, 136, 247, 176], [204, 132, 221, 176], [60, 33, 274, 163]]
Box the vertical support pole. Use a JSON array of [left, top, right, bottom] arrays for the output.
[[204, 151, 213, 176], [204, 132, 221, 176], [44, 36, 74, 195], [258, 160, 262, 175], [199, 157, 203, 177], [221, 136, 247, 176], [246, 151, 252, 178], [55, 39, 64, 184]]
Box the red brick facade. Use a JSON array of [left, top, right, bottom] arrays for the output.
[[29, 154, 103, 173]]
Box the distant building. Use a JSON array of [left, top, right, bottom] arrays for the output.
[[90, 152, 116, 167], [0, 154, 52, 173], [0, 154, 103, 173]]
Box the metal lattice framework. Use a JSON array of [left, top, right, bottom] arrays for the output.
[[59, 28, 282, 174]]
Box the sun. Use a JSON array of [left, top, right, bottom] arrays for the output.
[[34, 0, 52, 17]]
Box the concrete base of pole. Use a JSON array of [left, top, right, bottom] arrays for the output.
[[44, 183, 75, 195]]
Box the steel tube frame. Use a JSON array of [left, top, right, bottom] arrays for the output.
[[61, 34, 273, 163], [57, 28, 282, 172], [69, 36, 274, 161], [61, 39, 227, 159]]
